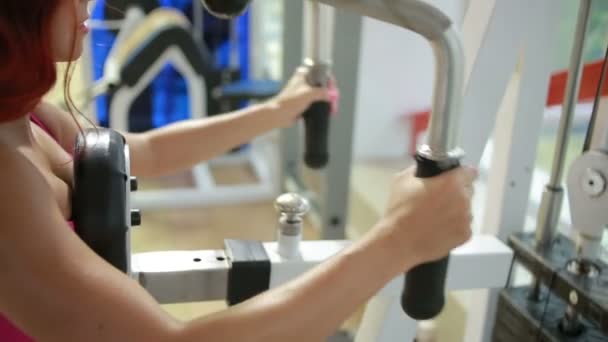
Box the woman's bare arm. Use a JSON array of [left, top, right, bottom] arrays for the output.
[[34, 101, 293, 178], [123, 101, 293, 178], [36, 70, 328, 178]]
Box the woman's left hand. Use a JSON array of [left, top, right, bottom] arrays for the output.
[[267, 67, 332, 128]]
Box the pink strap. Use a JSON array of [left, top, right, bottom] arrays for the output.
[[30, 114, 58, 141], [0, 314, 34, 342]]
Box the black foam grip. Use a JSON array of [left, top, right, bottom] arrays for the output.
[[72, 129, 130, 273], [401, 153, 460, 320], [302, 101, 331, 169]]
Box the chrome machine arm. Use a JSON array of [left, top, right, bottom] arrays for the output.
[[317, 0, 465, 320]]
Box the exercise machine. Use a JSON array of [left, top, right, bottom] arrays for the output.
[[85, 0, 281, 210], [72, 127, 511, 342], [72, 0, 514, 340], [493, 1, 608, 340]]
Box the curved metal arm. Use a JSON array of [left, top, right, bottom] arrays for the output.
[[318, 0, 465, 319], [425, 27, 464, 158], [319, 0, 464, 158], [318, 0, 451, 40]]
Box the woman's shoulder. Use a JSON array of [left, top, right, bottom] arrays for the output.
[[0, 144, 55, 205], [33, 101, 81, 151], [0, 144, 64, 244]]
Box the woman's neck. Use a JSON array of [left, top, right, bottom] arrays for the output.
[[0, 114, 35, 146]]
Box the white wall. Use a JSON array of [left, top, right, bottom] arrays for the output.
[[352, 0, 466, 160], [249, 0, 284, 80]]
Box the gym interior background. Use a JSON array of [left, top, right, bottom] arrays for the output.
[[44, 0, 608, 341]]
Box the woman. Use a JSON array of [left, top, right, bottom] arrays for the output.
[[0, 0, 477, 341]]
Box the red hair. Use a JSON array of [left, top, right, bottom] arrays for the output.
[[0, 0, 67, 122]]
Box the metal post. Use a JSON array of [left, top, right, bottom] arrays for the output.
[[592, 46, 608, 151], [280, 0, 357, 240], [279, 0, 305, 192], [309, 1, 321, 62], [322, 7, 362, 239], [192, 0, 204, 48], [534, 0, 591, 251]]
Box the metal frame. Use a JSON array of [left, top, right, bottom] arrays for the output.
[[491, 0, 608, 336], [460, 1, 563, 341], [535, 0, 592, 252], [277, 0, 565, 340], [100, 11, 278, 210], [282, 0, 464, 239], [83, 0, 581, 340], [117, 2, 515, 340], [132, 235, 513, 342]]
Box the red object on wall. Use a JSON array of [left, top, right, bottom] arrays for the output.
[[406, 58, 608, 155], [546, 59, 608, 107]]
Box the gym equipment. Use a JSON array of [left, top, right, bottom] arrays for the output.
[[533, 0, 592, 263], [282, 0, 466, 319], [89, 0, 256, 120], [493, 1, 608, 340], [132, 213, 511, 342], [88, 0, 275, 124], [338, 0, 469, 320], [278, 0, 345, 241], [72, 126, 512, 340], [301, 0, 332, 170], [315, 0, 465, 321], [198, 0, 466, 322], [72, 1, 514, 340], [87, 3, 281, 210], [494, 234, 607, 341]]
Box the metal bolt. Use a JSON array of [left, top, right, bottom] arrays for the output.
[[274, 193, 310, 220], [130, 176, 138, 192], [581, 168, 605, 197], [275, 193, 309, 259], [131, 209, 141, 227], [569, 290, 578, 305]]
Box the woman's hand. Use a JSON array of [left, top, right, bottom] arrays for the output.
[[371, 165, 478, 273], [267, 67, 331, 128]]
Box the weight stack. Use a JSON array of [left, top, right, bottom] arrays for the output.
[[494, 287, 606, 341], [492, 233, 608, 341]]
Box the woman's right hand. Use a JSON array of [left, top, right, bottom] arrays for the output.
[[373, 165, 478, 273]]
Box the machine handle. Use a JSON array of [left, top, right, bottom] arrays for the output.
[[401, 153, 460, 320], [302, 101, 331, 169]]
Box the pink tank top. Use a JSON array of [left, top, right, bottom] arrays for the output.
[[0, 114, 75, 341]]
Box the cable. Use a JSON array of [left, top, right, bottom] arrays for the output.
[[503, 252, 517, 288], [583, 42, 608, 152], [535, 271, 556, 341], [535, 275, 554, 340], [535, 265, 567, 341]]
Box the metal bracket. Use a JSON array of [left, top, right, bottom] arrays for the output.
[[568, 150, 608, 237]]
